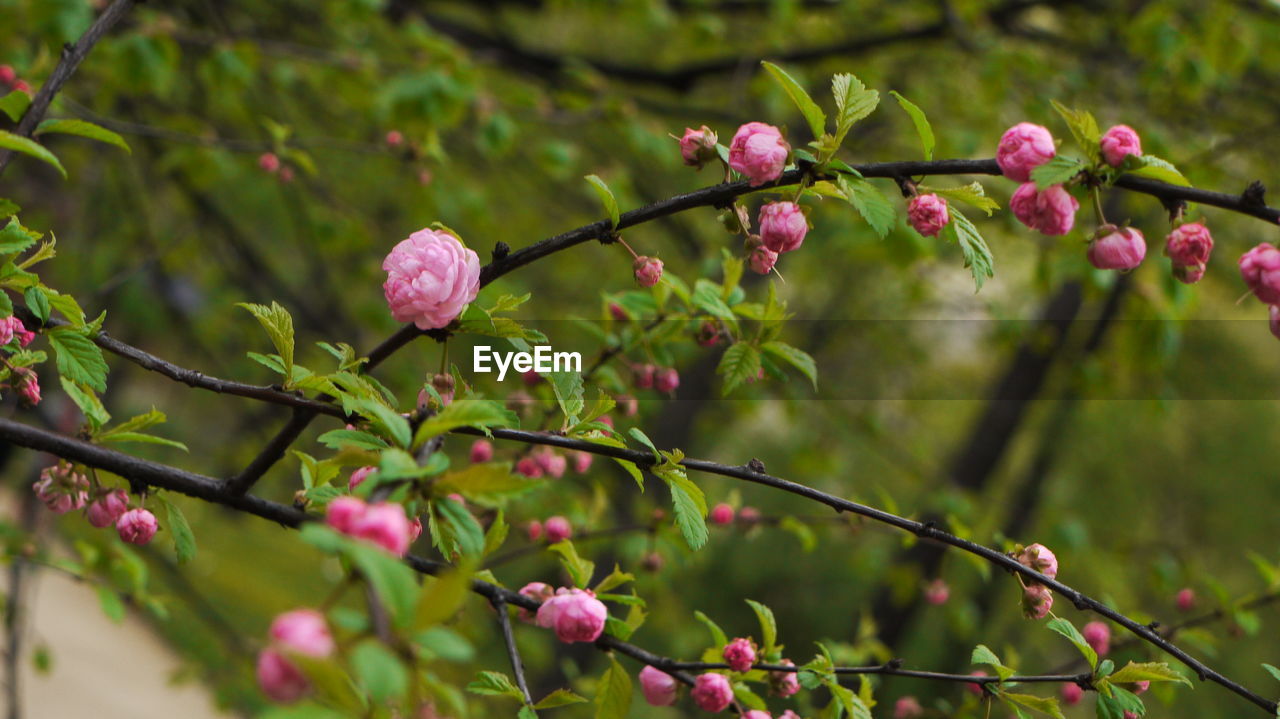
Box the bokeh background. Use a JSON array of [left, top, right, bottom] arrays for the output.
[[2, 0, 1280, 717]]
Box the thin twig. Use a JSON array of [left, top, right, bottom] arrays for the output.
[[491, 599, 534, 706]]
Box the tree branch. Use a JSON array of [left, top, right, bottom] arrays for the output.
[[491, 598, 535, 706]]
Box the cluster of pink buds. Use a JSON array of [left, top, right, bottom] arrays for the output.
[[997, 123, 1080, 237], [769, 659, 800, 697], [634, 364, 679, 394], [535, 587, 607, 643], [0, 65, 31, 94], [1238, 243, 1280, 340], [527, 515, 572, 543], [1015, 542, 1058, 619], [1164, 222, 1213, 284], [32, 463, 88, 514], [33, 463, 161, 544], [0, 316, 36, 348], [325, 496, 420, 556], [257, 152, 295, 182], [256, 608, 334, 703], [894, 696, 924, 718]]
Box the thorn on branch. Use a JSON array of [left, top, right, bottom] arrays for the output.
[[746, 458, 766, 473], [1242, 180, 1267, 208], [492, 241, 510, 261], [885, 658, 904, 670], [1147, 621, 1161, 631]]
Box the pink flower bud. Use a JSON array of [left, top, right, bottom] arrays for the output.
[[1239, 243, 1280, 305], [1122, 712, 1138, 719], [409, 516, 423, 543], [431, 373, 455, 407], [997, 123, 1056, 182], [894, 696, 924, 719], [1017, 543, 1059, 578], [259, 152, 280, 173], [738, 506, 761, 523], [642, 551, 665, 572], [908, 194, 950, 237], [640, 665, 679, 706], [16, 367, 40, 406], [11, 80, 30, 94], [966, 670, 988, 697], [0, 317, 14, 347], [534, 449, 567, 479], [758, 201, 808, 253], [728, 122, 790, 186], [1021, 583, 1054, 619], [470, 439, 494, 463], [749, 244, 778, 274], [635, 364, 656, 389], [924, 578, 950, 606], [257, 648, 309, 703], [572, 451, 593, 474], [386, 130, 404, 147], [722, 637, 756, 672], [743, 712, 771, 719], [1176, 587, 1196, 611], [678, 126, 719, 169], [269, 609, 335, 658], [116, 508, 159, 544], [1132, 680, 1150, 695], [515, 457, 544, 478], [0, 65, 14, 86], [326, 496, 367, 534], [655, 367, 680, 394], [770, 659, 800, 697], [710, 503, 735, 525], [536, 587, 607, 643], [598, 414, 614, 429], [86, 489, 130, 528], [1087, 226, 1146, 271], [13, 318, 34, 347], [609, 302, 628, 321], [32, 464, 88, 514], [1010, 183, 1079, 236], [1165, 222, 1213, 269], [521, 370, 541, 386], [778, 712, 801, 719], [1082, 621, 1111, 656], [350, 502, 413, 556], [278, 166, 295, 183], [517, 581, 554, 622], [526, 520, 543, 542], [1061, 683, 1083, 706], [383, 228, 481, 330], [634, 255, 664, 288], [691, 672, 734, 712], [1100, 125, 1142, 168], [544, 515, 572, 543], [348, 465, 375, 491]]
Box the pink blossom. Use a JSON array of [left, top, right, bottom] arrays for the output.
[[1022, 583, 1054, 619], [759, 202, 808, 253], [325, 496, 367, 534], [32, 464, 89, 514], [517, 581, 554, 623], [640, 665, 679, 706], [431, 373, 455, 406], [1239, 243, 1280, 304], [635, 364, 656, 389], [572, 451, 593, 474], [259, 152, 280, 173], [1100, 125, 1142, 167], [408, 516, 423, 543], [349, 502, 413, 556], [908, 194, 950, 237], [743, 712, 771, 719], [515, 457, 543, 478], [710, 503, 735, 525], [997, 123, 1056, 182], [1082, 621, 1111, 655], [1061, 683, 1083, 706], [728, 122, 790, 186], [722, 637, 756, 672], [527, 520, 543, 542], [16, 367, 39, 406], [634, 256, 664, 287], [778, 712, 801, 719], [348, 465, 375, 491], [1010, 183, 1079, 236], [738, 506, 761, 523], [924, 578, 950, 605], [533, 449, 567, 479], [536, 588, 607, 643], [770, 659, 800, 697], [544, 516, 572, 543], [655, 367, 680, 394], [117, 508, 159, 545], [270, 609, 335, 658], [468, 439, 493, 463], [382, 228, 481, 330], [691, 672, 734, 712], [966, 670, 988, 696], [386, 130, 404, 147], [894, 696, 924, 719], [1165, 222, 1213, 273], [749, 244, 778, 274], [678, 126, 719, 169], [1133, 680, 1150, 694], [257, 648, 309, 703], [0, 65, 14, 86], [1017, 543, 1059, 578], [11, 80, 30, 94], [1176, 587, 1196, 611], [1087, 226, 1146, 271], [86, 489, 130, 528]]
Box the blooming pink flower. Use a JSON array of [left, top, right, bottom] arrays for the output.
[[383, 228, 481, 330], [966, 670, 988, 697], [640, 665, 679, 706], [1087, 226, 1146, 271], [997, 123, 1056, 182], [908, 194, 950, 237], [349, 502, 413, 556], [536, 588, 607, 643], [749, 243, 778, 274], [1061, 683, 1083, 706], [710, 503, 735, 525], [386, 130, 404, 147], [729, 122, 790, 186], [1022, 583, 1054, 619], [678, 126, 719, 169], [894, 696, 924, 719], [758, 202, 808, 253], [770, 659, 800, 697], [270, 609, 335, 658], [1176, 587, 1196, 611], [572, 451, 593, 474], [691, 672, 734, 712], [1082, 621, 1111, 656], [655, 367, 680, 394], [33, 464, 89, 514], [1017, 543, 1059, 578], [544, 516, 572, 543], [259, 152, 280, 173], [469, 439, 493, 463], [86, 489, 130, 529], [257, 648, 309, 703], [515, 457, 543, 478], [348, 465, 375, 491], [1100, 125, 1142, 168], [634, 256, 664, 287], [117, 508, 159, 545], [924, 578, 950, 606], [16, 367, 39, 406], [1010, 183, 1078, 236], [1165, 222, 1213, 271], [722, 637, 756, 672], [527, 520, 543, 542], [325, 496, 367, 534], [1239, 243, 1280, 304]]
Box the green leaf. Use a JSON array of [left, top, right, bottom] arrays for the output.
[[349, 398, 411, 449], [47, 327, 108, 392], [760, 341, 816, 389], [716, 342, 761, 396], [548, 540, 596, 588], [628, 427, 660, 460], [831, 73, 880, 150], [594, 656, 632, 719], [414, 399, 515, 446], [98, 408, 166, 438], [59, 377, 110, 432], [838, 175, 897, 238], [317, 429, 389, 451], [436, 497, 485, 557], [692, 279, 739, 331], [97, 431, 189, 452], [927, 182, 1001, 216], [0, 218, 37, 255], [350, 640, 408, 703], [434, 463, 538, 505], [761, 61, 825, 140], [96, 586, 126, 623], [546, 370, 585, 425], [535, 688, 588, 710], [0, 130, 66, 178], [594, 565, 635, 594], [34, 119, 131, 154], [941, 207, 994, 291], [0, 91, 31, 123], [1045, 617, 1097, 670], [467, 671, 525, 701], [414, 566, 473, 629], [662, 470, 708, 550], [1050, 100, 1101, 162], [1106, 661, 1191, 687], [745, 599, 778, 652], [1002, 692, 1064, 719], [889, 90, 933, 160], [1263, 663, 1280, 684], [300, 525, 418, 627], [585, 174, 621, 229], [23, 286, 49, 323], [971, 644, 1015, 681], [1128, 155, 1191, 187], [236, 302, 295, 384], [1030, 155, 1085, 190], [695, 610, 729, 647]]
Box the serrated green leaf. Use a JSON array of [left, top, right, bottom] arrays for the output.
[[1106, 661, 1191, 687], [0, 217, 37, 254], [889, 90, 934, 160], [830, 73, 879, 151], [971, 644, 1015, 681], [760, 340, 816, 389], [838, 175, 896, 238], [535, 688, 588, 710], [941, 207, 994, 291], [436, 497, 484, 557], [745, 599, 778, 652], [585, 174, 620, 229], [595, 656, 632, 719], [1128, 155, 1191, 187], [468, 670, 525, 700], [413, 400, 516, 446], [762, 61, 825, 140], [47, 327, 108, 392], [35, 119, 131, 154], [155, 495, 197, 564], [663, 471, 708, 550], [317, 429, 389, 451], [1031, 155, 1085, 190], [1045, 617, 1097, 670], [236, 301, 295, 385], [716, 342, 761, 396], [546, 370, 585, 425], [0, 130, 66, 178], [1002, 692, 1064, 719], [548, 539, 596, 588], [23, 286, 49, 323], [59, 377, 110, 431], [628, 427, 659, 460], [927, 182, 1001, 216], [97, 431, 189, 451], [1050, 100, 1101, 162]]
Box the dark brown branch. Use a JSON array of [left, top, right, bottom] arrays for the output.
[[492, 599, 534, 706]]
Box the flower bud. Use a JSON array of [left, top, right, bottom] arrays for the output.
[[1021, 583, 1054, 619], [894, 696, 924, 719], [743, 712, 771, 719], [641, 551, 664, 572], [1061, 683, 1083, 706], [86, 489, 130, 529], [728, 122, 790, 186], [350, 502, 413, 556], [748, 243, 778, 274], [517, 581, 554, 623], [1087, 226, 1146, 271], [1132, 680, 1150, 695], [633, 256, 664, 288], [278, 166, 295, 183], [470, 439, 494, 463], [1017, 543, 1059, 578], [907, 193, 950, 237], [738, 506, 761, 524], [710, 503, 734, 525], [655, 367, 679, 394], [696, 321, 723, 347], [572, 451, 593, 474], [924, 578, 950, 606], [16, 367, 40, 406], [997, 123, 1056, 182], [0, 65, 14, 86], [759, 201, 808, 253], [1239, 243, 1280, 304], [385, 130, 404, 147], [769, 659, 800, 697], [259, 152, 281, 173], [325, 496, 367, 534], [1010, 183, 1078, 236], [1165, 222, 1213, 268], [431, 373, 455, 407], [677, 126, 719, 169], [117, 508, 159, 545], [691, 672, 734, 712], [1082, 620, 1111, 656], [1176, 587, 1196, 611], [527, 520, 543, 542], [32, 463, 89, 514], [515, 457, 544, 478], [722, 637, 756, 672], [348, 465, 375, 491], [640, 665, 679, 706], [966, 670, 988, 696], [270, 609, 335, 658], [634, 364, 656, 390], [536, 587, 607, 643], [257, 648, 309, 703], [11, 80, 30, 94], [534, 448, 567, 479], [1100, 125, 1142, 168], [544, 515, 572, 543]]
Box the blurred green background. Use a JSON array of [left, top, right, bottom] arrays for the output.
[[3, 0, 1280, 717]]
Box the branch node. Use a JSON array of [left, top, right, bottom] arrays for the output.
[[598, 230, 621, 245], [746, 457, 766, 473], [885, 657, 904, 670], [492, 241, 511, 261], [1242, 180, 1267, 208]]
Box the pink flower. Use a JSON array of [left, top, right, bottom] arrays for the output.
[[1166, 223, 1213, 272], [710, 503, 735, 525], [270, 609, 335, 658], [382, 228, 481, 330], [536, 588, 607, 643], [1122, 713, 1138, 719], [32, 464, 88, 514], [634, 256, 664, 287], [758, 202, 808, 253], [640, 665, 679, 706], [743, 712, 771, 719], [544, 516, 572, 543], [1017, 543, 1059, 578], [924, 578, 950, 606], [409, 516, 423, 543], [11, 318, 34, 347], [259, 152, 280, 173], [894, 696, 924, 719], [117, 508, 159, 545], [0, 65, 14, 86], [769, 659, 800, 697], [635, 364, 656, 389], [655, 367, 680, 394], [749, 243, 778, 274], [534, 449, 567, 479], [1175, 263, 1205, 284], [517, 581, 554, 622], [1132, 680, 1150, 695], [722, 637, 756, 672], [326, 496, 367, 534], [1176, 587, 1195, 611], [966, 670, 988, 697], [1022, 583, 1054, 619], [678, 126, 719, 169], [1239, 243, 1280, 304], [1100, 125, 1142, 168], [515, 457, 544, 478], [1010, 183, 1079, 236], [1082, 621, 1111, 655], [527, 520, 543, 542], [86, 489, 130, 529], [908, 194, 950, 237], [348, 465, 375, 491], [257, 648, 309, 703], [386, 130, 404, 147], [11, 80, 30, 94], [1061, 683, 1083, 706], [0, 318, 13, 347], [470, 439, 493, 463], [997, 123, 1056, 182], [572, 451, 593, 474], [1087, 226, 1146, 271], [778, 712, 801, 719], [16, 367, 39, 406], [691, 672, 734, 712], [349, 502, 413, 556], [431, 373, 455, 406], [729, 122, 790, 186]]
